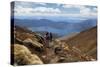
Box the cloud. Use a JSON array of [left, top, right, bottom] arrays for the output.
[[14, 6, 34, 16], [63, 5, 78, 8], [37, 2, 47, 5], [62, 4, 97, 17], [92, 7, 97, 12], [80, 6, 97, 18], [33, 7, 61, 13], [14, 5, 61, 16], [62, 4, 86, 10], [80, 6, 91, 15], [14, 2, 97, 19]]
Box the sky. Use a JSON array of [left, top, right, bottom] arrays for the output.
[[12, 1, 97, 20]]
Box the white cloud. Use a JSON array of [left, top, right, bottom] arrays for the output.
[[14, 6, 61, 16], [80, 6, 91, 15], [79, 6, 97, 17], [14, 6, 34, 16], [33, 7, 61, 13], [37, 2, 47, 5], [63, 4, 84, 9], [63, 5, 77, 8], [92, 7, 97, 12], [62, 4, 97, 18], [14, 4, 97, 19]]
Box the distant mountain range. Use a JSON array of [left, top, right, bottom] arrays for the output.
[[12, 18, 97, 36]]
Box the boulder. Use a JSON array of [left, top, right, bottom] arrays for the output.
[[23, 38, 43, 48], [12, 44, 43, 65]]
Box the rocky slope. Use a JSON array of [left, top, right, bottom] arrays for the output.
[[62, 26, 97, 59], [11, 25, 97, 65]]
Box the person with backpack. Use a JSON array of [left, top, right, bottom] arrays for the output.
[[44, 32, 50, 47], [44, 32, 53, 47], [49, 32, 53, 42]]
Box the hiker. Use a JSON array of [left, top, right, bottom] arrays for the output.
[[49, 32, 53, 42], [44, 32, 50, 47]]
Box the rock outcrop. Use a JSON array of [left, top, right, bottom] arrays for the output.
[[12, 44, 43, 65]]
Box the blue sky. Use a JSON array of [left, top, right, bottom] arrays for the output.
[[12, 1, 97, 20]]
